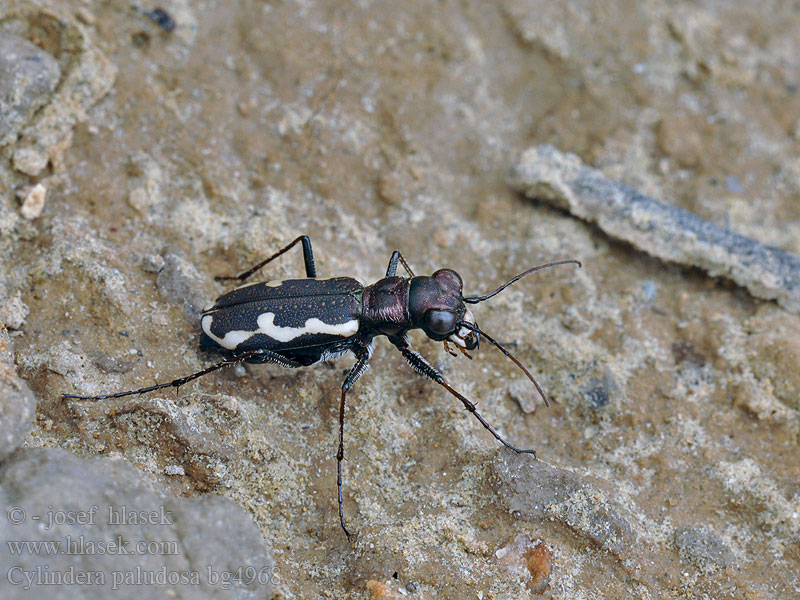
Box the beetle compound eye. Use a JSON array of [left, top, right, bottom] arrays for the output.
[[432, 268, 463, 289], [424, 309, 457, 335]]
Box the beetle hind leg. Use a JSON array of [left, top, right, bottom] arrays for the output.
[[385, 250, 415, 278], [62, 348, 301, 401], [215, 234, 317, 283]]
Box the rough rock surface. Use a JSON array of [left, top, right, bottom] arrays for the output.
[[0, 329, 36, 463], [0, 32, 60, 147], [2, 0, 799, 598], [0, 448, 274, 599], [673, 525, 735, 570]]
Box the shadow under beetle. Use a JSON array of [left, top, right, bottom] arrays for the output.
[[63, 235, 581, 538]]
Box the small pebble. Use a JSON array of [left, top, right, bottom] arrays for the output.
[[146, 8, 176, 33], [496, 533, 553, 594], [366, 580, 405, 600], [13, 147, 49, 177], [0, 292, 30, 330], [525, 542, 553, 594], [584, 384, 609, 408], [507, 378, 537, 413], [674, 525, 734, 569], [432, 228, 451, 248], [642, 280, 656, 301], [19, 183, 47, 219], [724, 174, 744, 194], [142, 253, 166, 273]]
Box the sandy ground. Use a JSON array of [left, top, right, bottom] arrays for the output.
[[2, 0, 799, 598]]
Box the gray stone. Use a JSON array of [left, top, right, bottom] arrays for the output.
[[156, 253, 214, 321], [0, 291, 29, 331], [0, 33, 60, 147], [0, 448, 273, 599], [0, 329, 36, 463], [506, 378, 537, 413], [493, 449, 635, 557], [674, 525, 735, 569]]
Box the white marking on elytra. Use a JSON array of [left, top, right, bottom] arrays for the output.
[[201, 315, 255, 349], [202, 315, 252, 349], [201, 312, 359, 350], [256, 312, 359, 342]]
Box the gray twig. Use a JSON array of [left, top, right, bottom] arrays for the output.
[[512, 145, 800, 313]]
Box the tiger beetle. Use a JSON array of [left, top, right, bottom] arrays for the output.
[[62, 235, 581, 538]]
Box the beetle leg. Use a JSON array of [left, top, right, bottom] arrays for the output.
[[62, 348, 301, 401], [215, 234, 317, 282], [337, 344, 373, 539], [389, 336, 536, 457], [385, 250, 415, 278]]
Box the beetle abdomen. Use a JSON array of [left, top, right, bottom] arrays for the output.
[[201, 277, 364, 356]]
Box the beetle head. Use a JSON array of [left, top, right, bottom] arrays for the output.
[[408, 269, 479, 350], [411, 258, 583, 409]]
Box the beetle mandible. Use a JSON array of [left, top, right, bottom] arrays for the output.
[[63, 235, 581, 538]]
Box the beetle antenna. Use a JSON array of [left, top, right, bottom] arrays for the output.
[[460, 322, 550, 408], [463, 259, 581, 304]]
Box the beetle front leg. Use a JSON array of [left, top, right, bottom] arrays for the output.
[[388, 336, 536, 457], [337, 344, 373, 539], [216, 234, 317, 282]]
